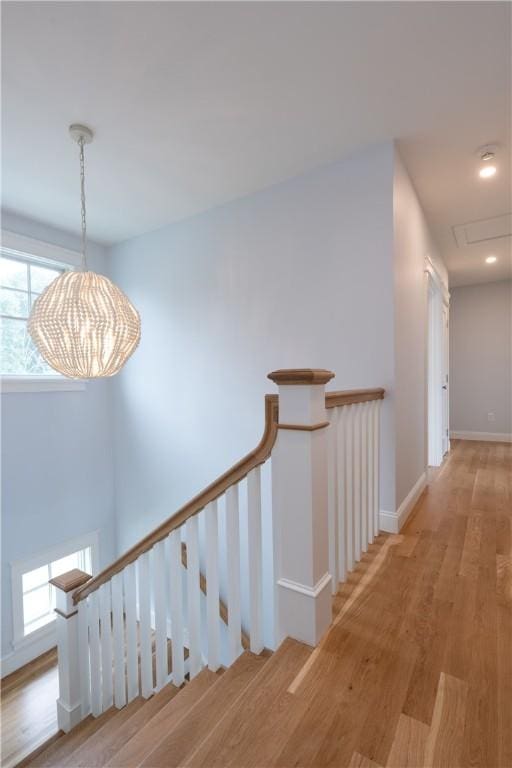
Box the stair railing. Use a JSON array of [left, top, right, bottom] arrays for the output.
[[325, 389, 384, 592], [50, 370, 384, 733]]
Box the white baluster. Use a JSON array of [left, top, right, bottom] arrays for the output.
[[186, 516, 202, 678], [337, 406, 347, 583], [77, 600, 91, 718], [247, 467, 263, 653], [89, 590, 102, 716], [367, 400, 374, 545], [153, 541, 168, 690], [123, 562, 139, 702], [168, 530, 185, 686], [137, 552, 153, 698], [353, 404, 362, 562], [327, 408, 339, 595], [205, 501, 221, 670], [99, 583, 113, 711], [111, 573, 126, 709], [374, 399, 381, 535], [361, 403, 368, 554], [345, 404, 354, 572], [226, 484, 242, 664]]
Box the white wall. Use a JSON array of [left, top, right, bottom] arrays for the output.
[[392, 151, 448, 509], [450, 280, 512, 438], [1, 212, 116, 665], [109, 142, 396, 553]]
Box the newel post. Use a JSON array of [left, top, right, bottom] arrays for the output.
[[49, 568, 91, 732], [268, 368, 334, 647]]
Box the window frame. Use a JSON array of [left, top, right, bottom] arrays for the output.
[[1, 230, 86, 392], [10, 530, 99, 650]]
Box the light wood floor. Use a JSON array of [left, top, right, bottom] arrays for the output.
[[276, 438, 512, 768], [0, 648, 59, 768], [3, 439, 511, 768]]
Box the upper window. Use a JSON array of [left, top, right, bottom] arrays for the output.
[[0, 230, 84, 391], [0, 254, 64, 375]]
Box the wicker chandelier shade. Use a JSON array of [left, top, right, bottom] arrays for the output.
[[28, 123, 141, 378], [28, 271, 140, 378]]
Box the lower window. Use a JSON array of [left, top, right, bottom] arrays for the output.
[[22, 547, 92, 636], [11, 531, 98, 647]]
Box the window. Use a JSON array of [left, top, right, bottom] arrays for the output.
[[0, 254, 64, 375], [11, 531, 99, 649], [1, 230, 84, 391], [21, 547, 92, 636]]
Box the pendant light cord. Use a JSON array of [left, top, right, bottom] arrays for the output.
[[79, 136, 87, 270]]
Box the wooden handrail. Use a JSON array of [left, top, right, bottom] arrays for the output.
[[73, 394, 279, 604], [73, 388, 383, 605], [325, 388, 385, 408]]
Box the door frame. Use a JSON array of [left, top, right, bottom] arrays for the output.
[[426, 256, 450, 466]]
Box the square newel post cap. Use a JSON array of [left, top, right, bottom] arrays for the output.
[[50, 569, 91, 617], [49, 569, 91, 593], [267, 369, 335, 386]]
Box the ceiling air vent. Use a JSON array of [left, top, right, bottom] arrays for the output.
[[452, 213, 512, 248]]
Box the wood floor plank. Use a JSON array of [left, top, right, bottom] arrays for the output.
[[401, 597, 453, 725], [496, 554, 512, 608], [275, 611, 398, 768], [30, 711, 118, 767], [184, 639, 311, 768], [386, 713, 429, 768], [458, 512, 483, 579], [461, 515, 499, 768], [139, 652, 269, 768], [61, 685, 178, 767], [349, 751, 383, 768], [441, 574, 477, 682], [106, 669, 220, 767], [424, 672, 468, 768], [0, 651, 59, 768], [497, 605, 512, 768], [471, 468, 495, 513]]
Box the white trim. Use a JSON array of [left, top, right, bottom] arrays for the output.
[[1, 229, 81, 268], [379, 472, 427, 533], [424, 255, 450, 306], [277, 571, 332, 599], [451, 430, 512, 443], [10, 531, 99, 653], [1, 375, 86, 393]]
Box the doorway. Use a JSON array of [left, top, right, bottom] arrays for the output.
[[427, 259, 450, 466]]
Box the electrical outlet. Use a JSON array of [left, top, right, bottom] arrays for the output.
[[487, 411, 495, 422]]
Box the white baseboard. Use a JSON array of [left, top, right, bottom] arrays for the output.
[[450, 430, 512, 443], [379, 472, 427, 534], [1, 625, 56, 678]]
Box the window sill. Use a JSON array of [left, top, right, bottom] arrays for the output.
[[1, 375, 86, 393]]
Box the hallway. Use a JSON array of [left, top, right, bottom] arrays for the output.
[[273, 439, 511, 768]]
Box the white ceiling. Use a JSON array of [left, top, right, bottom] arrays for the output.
[[2, 1, 511, 286]]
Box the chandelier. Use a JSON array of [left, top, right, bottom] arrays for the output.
[[28, 124, 141, 378]]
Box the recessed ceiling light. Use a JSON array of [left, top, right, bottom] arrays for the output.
[[477, 146, 498, 179], [479, 164, 497, 179], [485, 255, 497, 264]]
